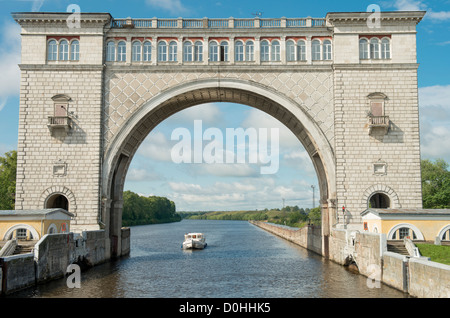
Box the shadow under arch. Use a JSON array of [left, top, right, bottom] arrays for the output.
[[102, 78, 337, 258]]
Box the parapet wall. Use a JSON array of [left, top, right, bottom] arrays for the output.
[[250, 221, 322, 256]]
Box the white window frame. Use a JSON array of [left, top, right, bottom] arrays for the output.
[[70, 40, 80, 61], [183, 41, 193, 62], [359, 38, 369, 59], [168, 41, 178, 62], [132, 41, 142, 62], [271, 40, 280, 61], [260, 40, 270, 62], [297, 40, 306, 61], [381, 37, 391, 59], [311, 39, 321, 61], [48, 39, 58, 61], [59, 39, 69, 61], [323, 40, 332, 60], [117, 41, 127, 62], [209, 41, 219, 62], [245, 40, 254, 61], [286, 40, 296, 62], [235, 40, 244, 62], [194, 41, 203, 62], [143, 41, 152, 62], [158, 41, 167, 62], [106, 41, 116, 62], [370, 38, 380, 59]]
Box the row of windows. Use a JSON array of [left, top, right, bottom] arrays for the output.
[[359, 37, 391, 60], [47, 39, 80, 61], [46, 37, 391, 62], [105, 39, 333, 63]]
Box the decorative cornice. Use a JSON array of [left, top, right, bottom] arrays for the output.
[[326, 11, 426, 25], [11, 12, 112, 26]]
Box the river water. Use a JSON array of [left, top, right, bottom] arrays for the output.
[[12, 220, 407, 298]]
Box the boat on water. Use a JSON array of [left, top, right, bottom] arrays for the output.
[[182, 233, 207, 249]]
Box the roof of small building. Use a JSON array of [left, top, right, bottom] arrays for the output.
[[361, 208, 450, 217], [0, 209, 74, 218]]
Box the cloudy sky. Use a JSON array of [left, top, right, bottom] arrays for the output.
[[0, 0, 449, 212]]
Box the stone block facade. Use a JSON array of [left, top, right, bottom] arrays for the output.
[[12, 11, 425, 252]]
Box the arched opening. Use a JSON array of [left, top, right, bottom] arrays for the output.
[[388, 223, 424, 241], [369, 193, 390, 209], [102, 79, 336, 259], [46, 194, 69, 210]]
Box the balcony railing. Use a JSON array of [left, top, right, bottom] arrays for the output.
[[110, 17, 326, 29], [48, 116, 72, 134], [368, 115, 390, 134]]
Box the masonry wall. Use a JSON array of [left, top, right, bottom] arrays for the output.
[[333, 66, 423, 222], [250, 221, 322, 256], [408, 257, 450, 298], [15, 67, 104, 232]]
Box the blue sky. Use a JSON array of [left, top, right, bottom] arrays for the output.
[[0, 0, 449, 211]]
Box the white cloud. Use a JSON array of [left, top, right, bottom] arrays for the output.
[[126, 168, 162, 182], [0, 22, 21, 102], [146, 0, 189, 15], [168, 103, 223, 126], [167, 177, 311, 211], [241, 108, 300, 149], [419, 85, 450, 161], [387, 0, 450, 21], [136, 131, 175, 162]]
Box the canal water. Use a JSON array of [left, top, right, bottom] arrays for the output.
[[12, 220, 407, 298]]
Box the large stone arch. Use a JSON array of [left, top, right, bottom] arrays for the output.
[[102, 78, 337, 258]]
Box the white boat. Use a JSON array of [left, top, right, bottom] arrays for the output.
[[182, 233, 207, 249]]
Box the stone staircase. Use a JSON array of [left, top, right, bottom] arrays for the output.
[[387, 241, 409, 256], [12, 241, 37, 255]]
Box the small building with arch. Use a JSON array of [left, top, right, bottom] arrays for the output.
[[361, 208, 450, 242], [0, 209, 74, 241]]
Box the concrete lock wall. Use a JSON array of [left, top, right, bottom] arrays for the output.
[[254, 222, 450, 297], [34, 233, 75, 283], [382, 252, 408, 292], [0, 229, 116, 295], [250, 221, 322, 256], [408, 258, 450, 298], [0, 253, 35, 295]]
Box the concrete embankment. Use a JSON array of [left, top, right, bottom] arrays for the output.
[[0, 228, 130, 295], [250, 221, 450, 298]]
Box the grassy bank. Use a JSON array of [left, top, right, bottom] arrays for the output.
[[416, 244, 450, 265]]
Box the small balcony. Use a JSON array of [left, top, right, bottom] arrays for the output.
[[368, 115, 390, 135], [47, 116, 72, 134]]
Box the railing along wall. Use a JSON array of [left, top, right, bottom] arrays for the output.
[[110, 17, 326, 29]]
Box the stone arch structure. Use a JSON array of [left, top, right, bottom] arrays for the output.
[[39, 186, 77, 214], [13, 11, 425, 260], [362, 184, 401, 209], [103, 78, 337, 258]]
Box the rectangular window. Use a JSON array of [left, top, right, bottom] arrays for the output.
[[16, 228, 27, 240]]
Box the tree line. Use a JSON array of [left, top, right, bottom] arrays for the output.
[[122, 190, 181, 226]]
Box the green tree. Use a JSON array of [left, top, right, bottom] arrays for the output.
[[0, 151, 17, 210], [421, 159, 450, 208], [308, 207, 322, 226]]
